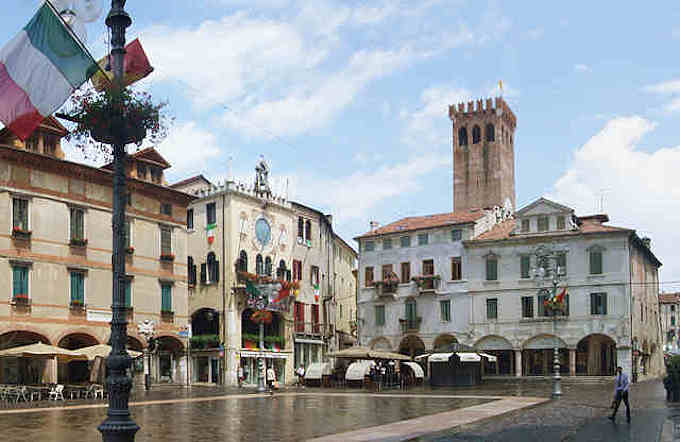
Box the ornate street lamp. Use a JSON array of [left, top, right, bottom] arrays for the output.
[[98, 1, 138, 441], [531, 246, 566, 400], [137, 319, 156, 391]]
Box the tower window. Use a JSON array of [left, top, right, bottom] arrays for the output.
[[472, 125, 481, 144], [486, 124, 495, 142], [458, 127, 468, 146]]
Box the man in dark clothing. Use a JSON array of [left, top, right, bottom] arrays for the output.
[[609, 366, 631, 423]]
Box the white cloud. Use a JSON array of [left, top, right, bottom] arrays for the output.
[[156, 121, 223, 179], [549, 116, 680, 281], [292, 153, 452, 221], [574, 64, 590, 73], [643, 79, 680, 113]]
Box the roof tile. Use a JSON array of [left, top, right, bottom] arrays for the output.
[[355, 210, 485, 239]]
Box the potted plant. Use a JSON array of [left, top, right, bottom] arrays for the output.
[[125, 246, 135, 255], [69, 238, 88, 247], [160, 253, 175, 262], [64, 87, 171, 155], [13, 293, 29, 304], [12, 226, 31, 239]]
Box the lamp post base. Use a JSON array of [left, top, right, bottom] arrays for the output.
[[552, 346, 562, 399], [257, 356, 267, 393]]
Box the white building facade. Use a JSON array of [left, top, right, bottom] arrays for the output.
[[660, 293, 680, 353]]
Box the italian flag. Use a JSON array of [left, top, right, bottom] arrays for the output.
[[0, 3, 97, 140], [313, 284, 320, 302], [206, 223, 217, 244]]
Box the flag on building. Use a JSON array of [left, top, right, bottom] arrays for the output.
[[313, 284, 320, 302], [556, 287, 567, 303], [0, 3, 98, 140], [206, 223, 217, 244], [91, 38, 153, 92]]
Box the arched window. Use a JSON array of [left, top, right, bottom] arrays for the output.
[[472, 125, 481, 144], [265, 256, 272, 276], [276, 260, 287, 280], [458, 127, 468, 146], [305, 220, 312, 241], [207, 252, 219, 283], [238, 250, 247, 273], [256, 254, 264, 275], [485, 123, 495, 142]]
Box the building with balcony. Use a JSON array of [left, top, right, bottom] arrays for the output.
[[173, 159, 356, 386], [465, 198, 663, 380], [355, 207, 506, 358], [660, 293, 680, 353], [0, 119, 194, 385]]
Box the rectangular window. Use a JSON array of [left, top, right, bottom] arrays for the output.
[[206, 202, 216, 225], [13, 198, 29, 231], [486, 298, 498, 319], [311, 304, 320, 333], [521, 219, 530, 233], [423, 259, 434, 276], [400, 236, 411, 247], [451, 257, 462, 280], [590, 292, 607, 315], [365, 267, 374, 287], [160, 203, 172, 216], [305, 220, 312, 241], [557, 216, 566, 230], [440, 300, 451, 322], [451, 229, 462, 241], [375, 305, 385, 326], [124, 279, 131, 308], [417, 233, 429, 246], [520, 255, 531, 279], [522, 296, 534, 318], [405, 300, 417, 322], [70, 207, 84, 240], [12, 266, 28, 298], [293, 260, 302, 281], [310, 266, 319, 286], [187, 209, 194, 229], [537, 293, 547, 317], [537, 216, 549, 232], [363, 241, 375, 252], [557, 253, 567, 275], [486, 257, 498, 281], [673, 316, 676, 326], [382, 238, 392, 250], [589, 250, 603, 275], [401, 262, 411, 284], [381, 264, 393, 280], [161, 284, 172, 312], [160, 226, 172, 255], [297, 217, 304, 238], [70, 272, 84, 304], [294, 302, 305, 333]]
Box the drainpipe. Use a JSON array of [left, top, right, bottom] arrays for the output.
[[628, 235, 635, 382], [222, 190, 227, 385]]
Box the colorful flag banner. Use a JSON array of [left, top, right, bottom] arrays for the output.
[[206, 223, 217, 244], [91, 38, 153, 92], [313, 283, 320, 302], [0, 3, 98, 140]]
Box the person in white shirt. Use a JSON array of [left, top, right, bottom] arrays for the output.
[[296, 364, 305, 388], [266, 365, 276, 395], [609, 366, 631, 423]]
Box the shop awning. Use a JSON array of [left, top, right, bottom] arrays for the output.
[[458, 352, 482, 362], [428, 353, 454, 362], [305, 362, 332, 380], [294, 338, 325, 345], [479, 352, 498, 362], [77, 344, 142, 361], [0, 342, 89, 362], [402, 362, 424, 378], [414, 353, 430, 361], [240, 351, 289, 359], [345, 360, 375, 381]]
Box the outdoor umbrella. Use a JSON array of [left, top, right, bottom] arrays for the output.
[[327, 346, 411, 361], [0, 342, 89, 362], [77, 344, 142, 361]]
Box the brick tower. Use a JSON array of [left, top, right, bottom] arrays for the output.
[[449, 97, 517, 212]]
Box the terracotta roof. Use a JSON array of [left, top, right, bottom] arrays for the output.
[[100, 147, 171, 171], [355, 209, 485, 239], [471, 216, 632, 242], [170, 174, 213, 189], [660, 293, 680, 304]]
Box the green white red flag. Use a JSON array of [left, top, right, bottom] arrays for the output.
[[91, 38, 153, 92], [0, 3, 97, 140]]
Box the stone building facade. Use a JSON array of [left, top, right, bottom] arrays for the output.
[[0, 119, 193, 385], [659, 293, 680, 353], [173, 162, 356, 386], [449, 97, 517, 212], [333, 235, 358, 349]]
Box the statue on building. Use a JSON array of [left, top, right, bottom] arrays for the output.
[[254, 155, 272, 198]]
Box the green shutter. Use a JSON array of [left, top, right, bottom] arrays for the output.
[[70, 273, 84, 303], [487, 258, 497, 281], [405, 301, 417, 321], [602, 293, 607, 315], [520, 256, 530, 278], [590, 251, 602, 274], [537, 294, 545, 317], [162, 284, 172, 312], [12, 267, 21, 296], [125, 281, 131, 307]]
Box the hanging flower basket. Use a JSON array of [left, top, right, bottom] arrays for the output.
[[64, 86, 172, 159]]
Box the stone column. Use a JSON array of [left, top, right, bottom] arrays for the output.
[[617, 347, 632, 378], [515, 350, 522, 377], [569, 349, 576, 376], [48, 356, 58, 384]]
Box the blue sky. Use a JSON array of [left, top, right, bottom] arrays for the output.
[[4, 1, 680, 286]]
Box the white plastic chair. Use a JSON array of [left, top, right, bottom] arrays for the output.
[[49, 384, 65, 401], [93, 384, 104, 399]]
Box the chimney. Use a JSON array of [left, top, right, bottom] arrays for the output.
[[369, 221, 380, 231], [641, 237, 651, 249]]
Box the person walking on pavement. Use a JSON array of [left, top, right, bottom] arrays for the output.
[[266, 365, 277, 396], [296, 364, 305, 389], [609, 366, 631, 423]]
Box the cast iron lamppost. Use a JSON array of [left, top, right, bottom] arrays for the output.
[[137, 320, 156, 391], [98, 1, 138, 440], [532, 246, 566, 400], [257, 319, 266, 392]]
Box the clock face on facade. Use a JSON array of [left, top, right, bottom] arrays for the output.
[[255, 218, 272, 246]]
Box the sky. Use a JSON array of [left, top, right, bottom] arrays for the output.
[[3, 1, 680, 288]]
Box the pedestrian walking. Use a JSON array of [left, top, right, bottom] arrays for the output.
[[609, 366, 631, 423], [238, 365, 244, 388], [296, 364, 305, 388], [266, 365, 277, 396]]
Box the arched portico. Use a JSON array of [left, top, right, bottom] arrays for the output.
[[398, 335, 425, 359], [522, 334, 568, 376], [0, 331, 51, 384], [155, 335, 185, 384], [475, 335, 514, 375], [432, 334, 458, 351], [369, 336, 392, 351], [576, 334, 616, 376], [57, 333, 99, 383]]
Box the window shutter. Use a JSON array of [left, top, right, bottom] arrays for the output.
[[537, 295, 545, 317], [162, 285, 172, 311], [125, 281, 131, 307], [602, 293, 607, 315], [214, 261, 219, 282], [13, 267, 20, 296], [590, 293, 596, 314], [200, 263, 207, 284]]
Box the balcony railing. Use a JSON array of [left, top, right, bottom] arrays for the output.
[[294, 321, 322, 335], [399, 317, 422, 334], [411, 275, 441, 293]]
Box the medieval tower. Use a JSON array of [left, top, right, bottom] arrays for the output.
[[449, 97, 517, 212]]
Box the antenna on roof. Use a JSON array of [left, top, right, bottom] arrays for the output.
[[597, 188, 611, 213]]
